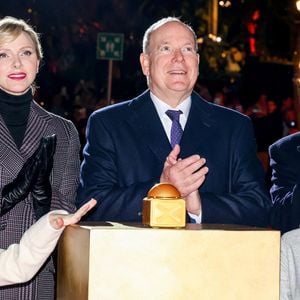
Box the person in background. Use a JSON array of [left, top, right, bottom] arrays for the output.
[[280, 228, 300, 299], [265, 99, 283, 145], [269, 132, 300, 233], [0, 199, 96, 287], [281, 96, 298, 136], [76, 17, 270, 227], [246, 92, 270, 152], [0, 16, 80, 299], [195, 81, 212, 102], [212, 90, 226, 106], [71, 104, 88, 161]]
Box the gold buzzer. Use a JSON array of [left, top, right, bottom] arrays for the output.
[[143, 183, 186, 227], [147, 183, 181, 199]]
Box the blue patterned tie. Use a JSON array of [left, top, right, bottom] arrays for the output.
[[166, 110, 183, 148]]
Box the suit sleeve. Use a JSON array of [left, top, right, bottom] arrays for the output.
[[201, 117, 271, 227], [0, 211, 65, 286], [76, 113, 158, 222], [280, 230, 300, 300], [280, 233, 291, 300], [269, 142, 300, 233]]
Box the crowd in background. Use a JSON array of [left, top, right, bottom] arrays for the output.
[[197, 82, 298, 145]]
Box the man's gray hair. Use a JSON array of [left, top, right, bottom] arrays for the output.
[[142, 17, 198, 54]]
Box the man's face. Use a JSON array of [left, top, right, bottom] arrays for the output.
[[140, 21, 199, 105]]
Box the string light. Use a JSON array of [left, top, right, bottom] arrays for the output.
[[296, 0, 300, 12], [219, 1, 232, 8], [208, 33, 222, 43]]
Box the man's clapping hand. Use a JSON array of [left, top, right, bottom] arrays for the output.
[[160, 145, 208, 216]]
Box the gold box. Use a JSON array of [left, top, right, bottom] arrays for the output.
[[57, 223, 280, 300], [142, 197, 186, 227]]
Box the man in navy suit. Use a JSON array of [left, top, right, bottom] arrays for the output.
[[76, 17, 270, 226], [269, 132, 300, 233]]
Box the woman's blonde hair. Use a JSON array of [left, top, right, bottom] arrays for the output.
[[0, 16, 43, 60]]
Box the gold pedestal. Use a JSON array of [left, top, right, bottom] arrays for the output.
[[57, 223, 280, 300]]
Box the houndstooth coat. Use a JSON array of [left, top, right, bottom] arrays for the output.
[[0, 100, 80, 300]]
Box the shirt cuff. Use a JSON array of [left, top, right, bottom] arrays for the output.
[[188, 211, 202, 224]]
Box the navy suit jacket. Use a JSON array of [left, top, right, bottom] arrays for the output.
[[269, 132, 300, 233], [76, 90, 270, 226]]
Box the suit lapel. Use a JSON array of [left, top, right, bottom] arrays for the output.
[[0, 113, 24, 175], [127, 90, 172, 162], [180, 92, 216, 158], [20, 101, 51, 155]]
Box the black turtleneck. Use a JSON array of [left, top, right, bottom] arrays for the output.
[[0, 88, 32, 149]]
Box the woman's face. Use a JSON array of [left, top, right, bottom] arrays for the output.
[[0, 32, 39, 95]]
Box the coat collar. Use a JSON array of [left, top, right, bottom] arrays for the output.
[[180, 91, 216, 157], [126, 90, 216, 160], [0, 101, 51, 176], [20, 101, 52, 154], [127, 90, 171, 162]]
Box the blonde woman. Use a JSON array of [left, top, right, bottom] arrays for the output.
[[0, 16, 81, 299]]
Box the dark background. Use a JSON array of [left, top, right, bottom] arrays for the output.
[[0, 0, 297, 108]]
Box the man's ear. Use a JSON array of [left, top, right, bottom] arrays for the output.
[[140, 53, 150, 76]]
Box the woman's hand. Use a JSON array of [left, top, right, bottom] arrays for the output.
[[49, 199, 97, 229]]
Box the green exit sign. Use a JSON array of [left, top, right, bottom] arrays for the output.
[[97, 32, 124, 61]]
